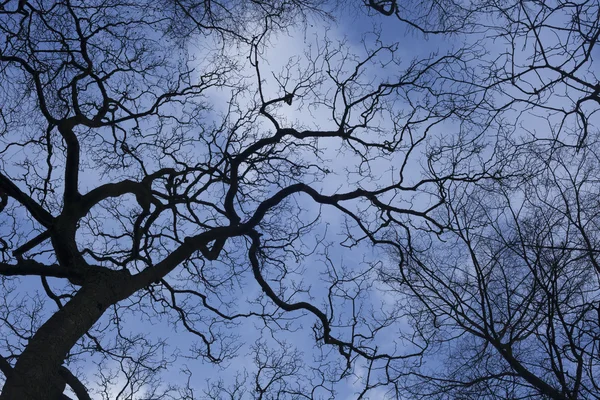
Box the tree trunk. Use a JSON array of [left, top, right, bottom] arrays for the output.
[[0, 272, 132, 400]]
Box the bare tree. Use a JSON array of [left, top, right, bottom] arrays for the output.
[[0, 1, 492, 399], [388, 138, 600, 399], [373, 1, 600, 399]]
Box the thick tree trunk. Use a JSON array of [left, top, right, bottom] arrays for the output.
[[0, 271, 132, 400]]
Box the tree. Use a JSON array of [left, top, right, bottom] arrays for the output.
[[374, 1, 600, 399], [389, 141, 600, 399], [0, 1, 490, 399]]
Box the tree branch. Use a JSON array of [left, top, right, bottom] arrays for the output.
[[0, 172, 54, 228], [0, 260, 82, 280], [59, 367, 91, 400], [0, 355, 13, 379]]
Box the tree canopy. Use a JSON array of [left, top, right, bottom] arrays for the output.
[[0, 1, 598, 399]]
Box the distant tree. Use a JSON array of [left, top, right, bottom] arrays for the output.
[[389, 140, 600, 399], [373, 1, 600, 399], [0, 1, 490, 399]]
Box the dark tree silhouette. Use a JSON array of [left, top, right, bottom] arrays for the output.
[[387, 140, 600, 399], [371, 1, 600, 399], [0, 1, 490, 399], [3, 0, 596, 399]]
